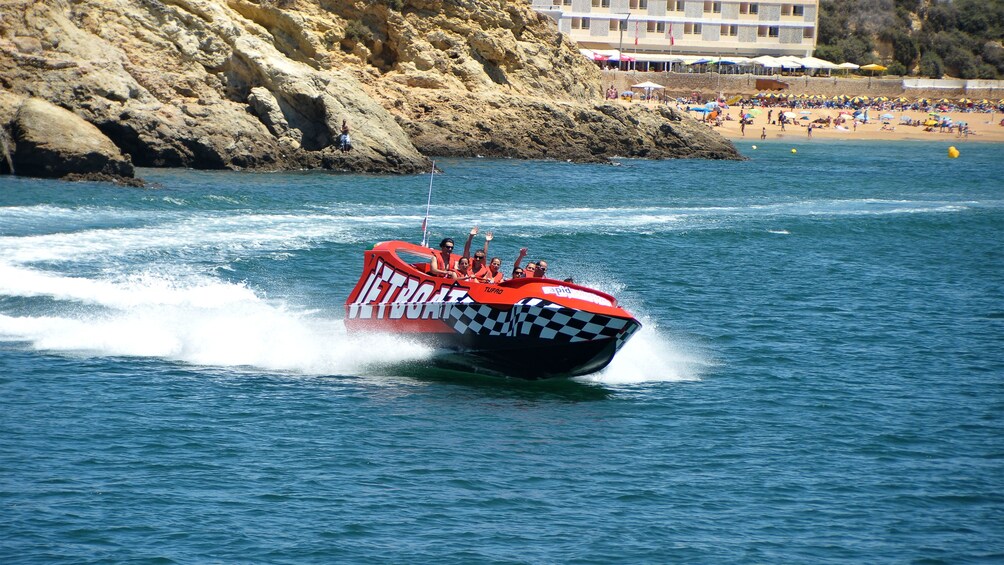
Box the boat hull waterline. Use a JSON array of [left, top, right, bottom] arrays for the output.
[[344, 241, 641, 379]]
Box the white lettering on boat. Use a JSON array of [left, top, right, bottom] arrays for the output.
[[542, 286, 613, 307], [348, 258, 469, 320]]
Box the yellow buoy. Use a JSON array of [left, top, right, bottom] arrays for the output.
[[791, 148, 797, 154], [948, 146, 960, 158]]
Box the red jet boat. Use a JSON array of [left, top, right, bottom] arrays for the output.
[[344, 240, 641, 379]]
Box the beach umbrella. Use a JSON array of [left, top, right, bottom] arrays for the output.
[[781, 111, 797, 119], [881, 113, 894, 119], [860, 63, 887, 73], [895, 96, 910, 103], [631, 81, 664, 90]]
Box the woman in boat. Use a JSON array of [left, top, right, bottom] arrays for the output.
[[512, 247, 530, 278], [453, 256, 475, 281], [478, 257, 504, 284]]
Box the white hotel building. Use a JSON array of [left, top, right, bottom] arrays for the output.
[[530, 1, 820, 62]]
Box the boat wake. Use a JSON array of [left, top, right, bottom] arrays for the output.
[[0, 263, 434, 376], [0, 263, 705, 384]]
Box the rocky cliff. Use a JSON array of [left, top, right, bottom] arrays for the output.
[[0, 0, 740, 180]]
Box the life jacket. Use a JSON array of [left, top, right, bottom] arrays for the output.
[[453, 262, 476, 280], [480, 268, 503, 284], [431, 250, 458, 276]]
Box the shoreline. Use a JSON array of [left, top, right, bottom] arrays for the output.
[[708, 109, 1004, 144]]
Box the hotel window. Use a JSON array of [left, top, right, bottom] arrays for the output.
[[562, 0, 571, 5], [630, 0, 648, 8], [572, 17, 591, 29], [609, 19, 619, 31], [758, 25, 779, 37], [781, 4, 792, 16], [740, 2, 759, 14], [704, 1, 721, 13], [647, 21, 664, 32], [684, 23, 702, 34], [803, 27, 814, 38], [720, 24, 738, 36], [592, 0, 611, 7], [793, 5, 804, 16], [667, 0, 684, 10]]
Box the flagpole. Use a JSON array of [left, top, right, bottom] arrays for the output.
[[420, 160, 435, 247]]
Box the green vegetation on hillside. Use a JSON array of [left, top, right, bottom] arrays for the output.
[[815, 0, 1004, 79]]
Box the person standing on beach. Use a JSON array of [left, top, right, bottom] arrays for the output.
[[741, 120, 746, 136], [807, 123, 813, 139], [761, 127, 767, 140]]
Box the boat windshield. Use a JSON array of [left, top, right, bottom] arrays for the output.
[[395, 249, 434, 264], [394, 248, 435, 274]]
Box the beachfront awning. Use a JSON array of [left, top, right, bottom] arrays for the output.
[[837, 62, 860, 70], [798, 56, 839, 69], [752, 55, 782, 67]]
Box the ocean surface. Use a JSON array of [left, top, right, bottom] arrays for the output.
[[1, 140, 1002, 563]]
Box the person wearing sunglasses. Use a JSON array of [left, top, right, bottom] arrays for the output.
[[512, 247, 529, 278], [430, 237, 459, 279], [531, 260, 548, 278]]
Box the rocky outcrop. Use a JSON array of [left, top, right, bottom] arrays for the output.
[[0, 0, 740, 181], [5, 97, 137, 181]]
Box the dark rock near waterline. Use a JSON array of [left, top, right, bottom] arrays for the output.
[[9, 98, 137, 182]]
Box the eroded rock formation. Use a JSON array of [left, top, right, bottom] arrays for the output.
[[0, 0, 740, 181]]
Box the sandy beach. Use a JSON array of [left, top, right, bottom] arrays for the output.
[[710, 107, 1004, 143]]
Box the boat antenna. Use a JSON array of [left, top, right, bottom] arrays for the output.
[[420, 160, 435, 247]]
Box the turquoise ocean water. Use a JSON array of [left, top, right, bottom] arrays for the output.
[[1, 140, 1002, 563]]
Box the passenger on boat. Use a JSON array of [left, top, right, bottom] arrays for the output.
[[513, 247, 529, 278], [471, 250, 489, 279], [532, 260, 548, 278], [470, 231, 493, 278], [479, 257, 504, 283], [453, 256, 475, 280], [430, 238, 459, 278]]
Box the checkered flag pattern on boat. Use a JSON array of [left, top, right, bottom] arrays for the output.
[[445, 297, 637, 345]]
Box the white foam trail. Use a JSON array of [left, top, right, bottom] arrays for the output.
[[0, 213, 359, 265], [0, 266, 433, 376], [581, 321, 711, 385], [0, 264, 256, 309]]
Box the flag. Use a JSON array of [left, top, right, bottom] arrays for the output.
[[634, 21, 639, 45], [668, 23, 675, 46]]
